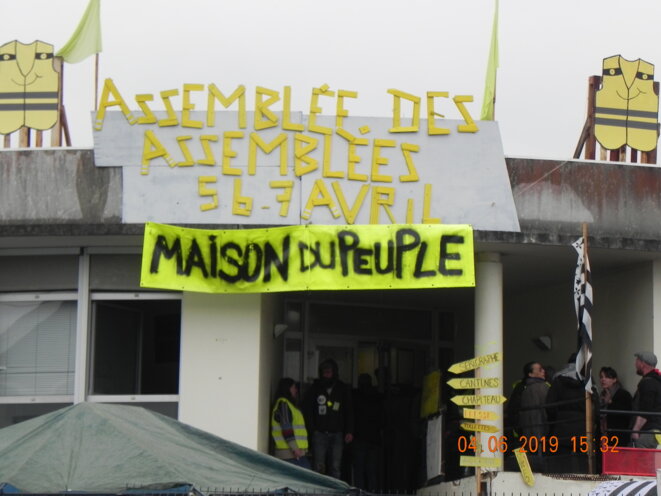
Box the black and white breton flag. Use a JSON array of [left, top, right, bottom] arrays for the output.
[[573, 236, 593, 392], [589, 479, 657, 496]]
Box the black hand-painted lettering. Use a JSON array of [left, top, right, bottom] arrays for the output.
[[395, 228, 420, 279], [209, 235, 218, 278], [298, 241, 310, 272], [241, 243, 263, 282], [219, 242, 242, 283], [353, 247, 373, 275], [310, 241, 336, 269], [184, 238, 209, 278], [263, 236, 289, 282], [413, 241, 435, 278], [150, 235, 184, 275], [338, 230, 360, 276], [374, 241, 394, 274], [439, 235, 464, 276]]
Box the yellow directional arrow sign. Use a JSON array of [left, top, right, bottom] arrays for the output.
[[460, 455, 502, 468], [514, 448, 535, 486], [464, 408, 499, 421], [452, 394, 507, 406], [447, 377, 501, 389], [448, 352, 502, 374], [460, 422, 499, 433]]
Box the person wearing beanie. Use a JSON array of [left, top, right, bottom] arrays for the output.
[[631, 351, 661, 448], [303, 358, 353, 480]]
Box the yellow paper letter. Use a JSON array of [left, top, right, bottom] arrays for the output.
[[182, 83, 204, 129], [135, 94, 157, 125], [453, 95, 479, 133], [370, 186, 396, 224], [270, 180, 294, 217], [294, 133, 319, 177], [308, 84, 334, 135], [399, 143, 420, 182], [95, 78, 136, 130], [427, 91, 450, 135], [249, 133, 288, 176], [301, 179, 341, 220], [232, 178, 253, 216], [371, 139, 396, 183], [222, 131, 244, 176], [255, 86, 280, 131], [141, 130, 174, 175], [198, 176, 219, 211], [388, 89, 420, 133], [207, 84, 246, 129]]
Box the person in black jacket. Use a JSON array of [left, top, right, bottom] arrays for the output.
[[631, 351, 661, 448], [303, 359, 354, 479], [351, 373, 383, 491], [546, 354, 596, 473], [599, 366, 632, 446]]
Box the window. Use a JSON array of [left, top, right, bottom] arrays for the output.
[[90, 298, 181, 395], [0, 298, 76, 397]]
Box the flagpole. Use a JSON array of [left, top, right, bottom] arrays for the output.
[[94, 53, 99, 110], [582, 222, 595, 474]]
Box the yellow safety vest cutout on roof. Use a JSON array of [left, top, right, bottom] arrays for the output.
[[0, 40, 60, 135], [595, 55, 659, 152]]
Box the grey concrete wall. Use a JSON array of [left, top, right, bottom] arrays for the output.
[[0, 149, 120, 225], [508, 158, 661, 240], [3, 149, 661, 250]]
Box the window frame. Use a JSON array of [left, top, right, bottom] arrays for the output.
[[0, 291, 78, 404], [87, 291, 182, 403]]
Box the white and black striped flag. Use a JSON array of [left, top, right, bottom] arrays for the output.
[[573, 237, 593, 392]]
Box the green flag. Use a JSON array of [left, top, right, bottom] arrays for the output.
[[479, 0, 499, 121], [56, 0, 102, 63]]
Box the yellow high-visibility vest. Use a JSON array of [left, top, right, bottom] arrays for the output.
[[595, 55, 659, 152], [0, 40, 60, 135], [271, 397, 309, 450]]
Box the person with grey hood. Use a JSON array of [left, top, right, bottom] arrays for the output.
[[631, 351, 661, 448], [303, 359, 354, 480]]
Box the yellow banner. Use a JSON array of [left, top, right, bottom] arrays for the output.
[[141, 222, 475, 293]]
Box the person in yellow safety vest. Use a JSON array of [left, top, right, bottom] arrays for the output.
[[271, 377, 310, 468]]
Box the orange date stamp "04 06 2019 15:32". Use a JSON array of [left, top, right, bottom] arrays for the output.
[[457, 435, 621, 454]]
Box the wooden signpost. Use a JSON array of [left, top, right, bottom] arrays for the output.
[[448, 351, 505, 494]]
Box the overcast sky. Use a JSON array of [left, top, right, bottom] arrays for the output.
[[3, 0, 661, 160]]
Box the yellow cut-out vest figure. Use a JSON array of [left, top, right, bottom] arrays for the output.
[[0, 40, 60, 135], [595, 55, 659, 152]]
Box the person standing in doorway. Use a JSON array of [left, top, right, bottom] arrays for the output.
[[304, 359, 354, 480], [271, 378, 310, 468], [351, 373, 383, 491]]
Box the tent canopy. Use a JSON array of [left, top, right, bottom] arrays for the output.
[[0, 403, 350, 494]]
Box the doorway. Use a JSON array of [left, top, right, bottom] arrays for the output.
[[282, 296, 457, 492]]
